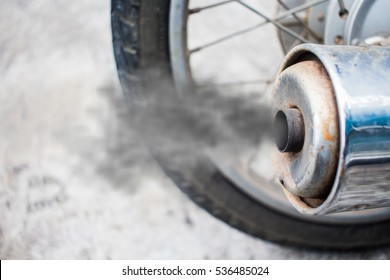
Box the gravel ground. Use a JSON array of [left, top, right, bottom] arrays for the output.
[[0, 0, 389, 259]]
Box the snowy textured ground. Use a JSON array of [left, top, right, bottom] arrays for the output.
[[0, 0, 389, 259]]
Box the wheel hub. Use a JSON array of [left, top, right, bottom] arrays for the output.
[[325, 0, 390, 45], [278, 0, 390, 50]]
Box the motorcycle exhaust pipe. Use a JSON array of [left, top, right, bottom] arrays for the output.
[[272, 44, 390, 215]]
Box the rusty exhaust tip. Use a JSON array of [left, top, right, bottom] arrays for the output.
[[274, 109, 305, 153], [272, 58, 339, 203]]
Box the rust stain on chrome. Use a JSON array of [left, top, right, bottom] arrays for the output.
[[322, 119, 333, 141]]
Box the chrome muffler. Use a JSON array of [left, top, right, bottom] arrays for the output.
[[272, 44, 390, 215]]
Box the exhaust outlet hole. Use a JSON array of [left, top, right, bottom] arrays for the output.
[[274, 111, 289, 152], [274, 109, 305, 153]]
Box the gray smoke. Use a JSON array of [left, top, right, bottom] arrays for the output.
[[125, 81, 274, 169]]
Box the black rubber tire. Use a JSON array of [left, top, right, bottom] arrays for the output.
[[111, 0, 390, 249]]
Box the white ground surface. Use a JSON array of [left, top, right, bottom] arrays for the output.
[[0, 0, 390, 259]]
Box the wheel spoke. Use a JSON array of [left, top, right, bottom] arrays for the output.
[[337, 0, 349, 18], [277, 0, 322, 41], [190, 0, 329, 53], [189, 0, 236, 14], [190, 22, 267, 54], [288, 28, 311, 50], [276, 0, 330, 17], [237, 1, 309, 44], [337, 0, 347, 13]]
